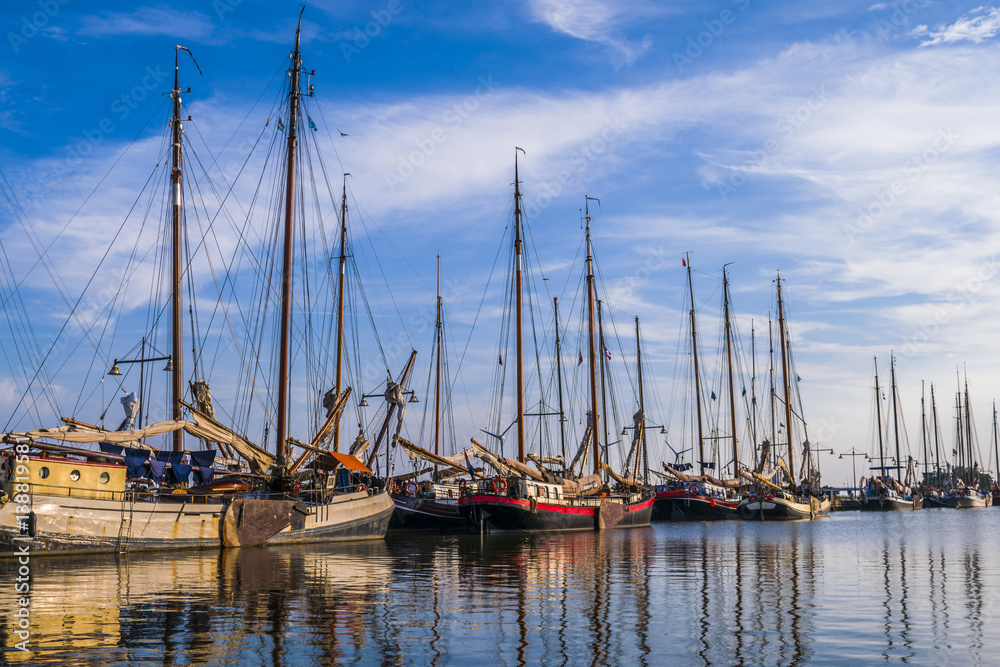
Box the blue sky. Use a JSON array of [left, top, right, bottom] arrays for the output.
[[4, 0, 1000, 485]]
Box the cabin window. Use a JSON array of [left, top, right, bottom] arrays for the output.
[[100, 472, 110, 484], [39, 467, 49, 479], [69, 470, 81, 482]]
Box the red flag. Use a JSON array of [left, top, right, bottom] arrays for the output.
[[681, 257, 686, 267], [578, 351, 583, 366]]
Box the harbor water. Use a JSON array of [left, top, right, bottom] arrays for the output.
[[2, 508, 997, 665]]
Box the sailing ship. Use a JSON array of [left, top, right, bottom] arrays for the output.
[[937, 377, 992, 508], [0, 46, 300, 554], [1, 15, 401, 553], [389, 257, 472, 531], [737, 273, 831, 520], [458, 165, 652, 531], [653, 261, 743, 520], [860, 356, 921, 511]]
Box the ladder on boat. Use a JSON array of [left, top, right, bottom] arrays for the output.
[[117, 490, 136, 555]]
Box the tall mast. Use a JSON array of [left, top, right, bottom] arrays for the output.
[[275, 14, 303, 465], [890, 354, 902, 482], [585, 197, 601, 476], [776, 273, 795, 483], [873, 358, 885, 478], [434, 254, 442, 467], [513, 149, 525, 463], [597, 299, 610, 476], [635, 316, 647, 481], [768, 315, 776, 448], [750, 322, 757, 463], [931, 384, 941, 486], [723, 266, 738, 479], [994, 401, 999, 489], [554, 297, 566, 466], [686, 253, 705, 473], [333, 175, 348, 453], [170, 47, 185, 452], [964, 378, 973, 486], [921, 381, 929, 485]]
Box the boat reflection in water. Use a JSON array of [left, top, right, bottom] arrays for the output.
[[2, 512, 999, 665]]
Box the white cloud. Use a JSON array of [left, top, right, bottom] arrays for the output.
[[78, 6, 218, 42], [524, 0, 656, 64], [912, 6, 1000, 46]]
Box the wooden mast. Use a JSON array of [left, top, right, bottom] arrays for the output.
[[873, 358, 885, 479], [635, 316, 646, 481], [584, 196, 601, 476], [921, 381, 929, 486], [275, 13, 303, 466], [434, 254, 442, 475], [554, 297, 567, 466], [513, 148, 526, 463], [723, 266, 738, 479], [686, 253, 705, 473], [993, 401, 999, 491], [333, 175, 348, 453], [890, 354, 903, 484], [170, 47, 185, 452], [964, 378, 973, 486], [931, 384, 941, 487], [597, 299, 610, 475], [776, 273, 795, 484]]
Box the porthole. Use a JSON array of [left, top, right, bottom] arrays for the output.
[[100, 472, 110, 484], [70, 470, 81, 482], [39, 467, 50, 479]]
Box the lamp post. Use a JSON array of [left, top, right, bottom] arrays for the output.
[[839, 448, 868, 494]]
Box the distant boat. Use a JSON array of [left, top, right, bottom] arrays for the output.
[[937, 377, 992, 509], [459, 174, 652, 531], [738, 273, 831, 520], [654, 261, 744, 520], [860, 355, 921, 511]]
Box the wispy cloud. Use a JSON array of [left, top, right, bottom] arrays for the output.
[[912, 6, 1000, 46], [524, 0, 656, 64], [78, 6, 218, 42]]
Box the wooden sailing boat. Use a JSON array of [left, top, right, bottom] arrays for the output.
[[0, 47, 299, 554], [654, 261, 743, 520], [389, 256, 472, 531], [860, 355, 921, 511], [991, 401, 1000, 507], [253, 14, 396, 543], [938, 376, 992, 508], [458, 164, 652, 531], [737, 273, 831, 520]]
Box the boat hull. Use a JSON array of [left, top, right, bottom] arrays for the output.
[[459, 493, 653, 532], [267, 488, 393, 544], [737, 495, 832, 520], [389, 493, 470, 531], [859, 495, 921, 511], [652, 489, 739, 521], [0, 492, 228, 555], [940, 493, 992, 509]]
